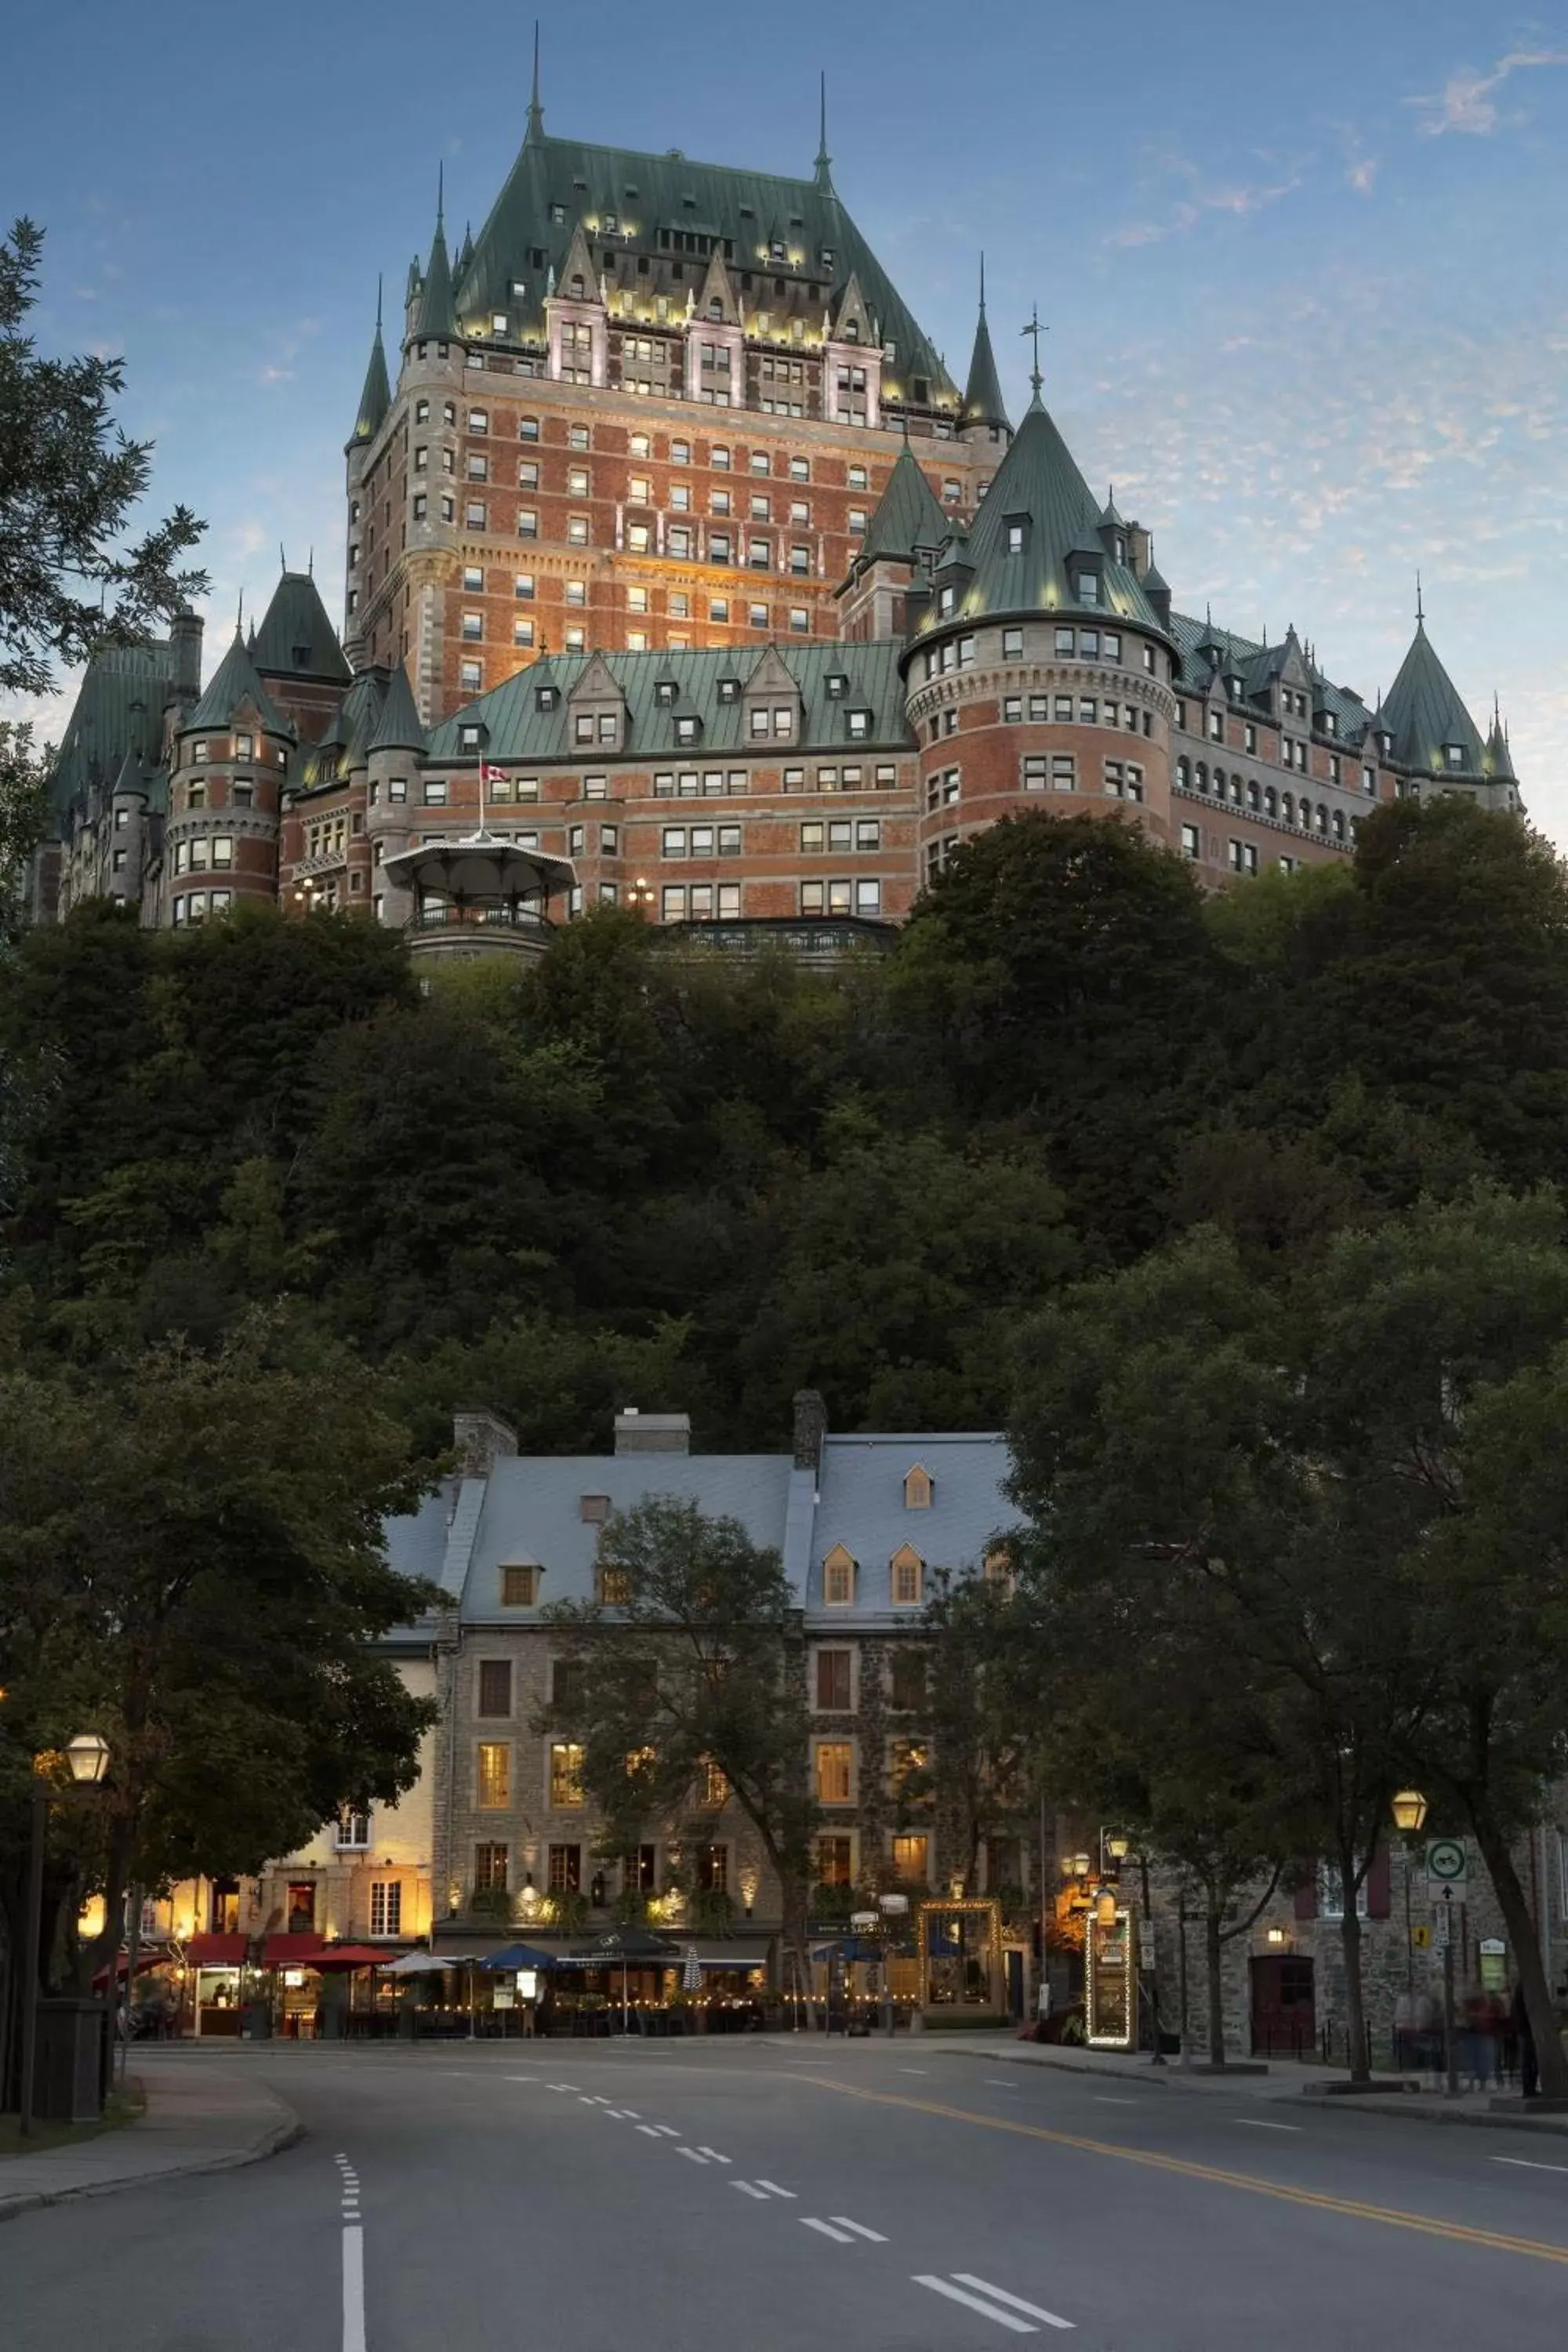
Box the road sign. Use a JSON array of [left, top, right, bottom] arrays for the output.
[[1410, 1923, 1432, 1951], [1425, 1838, 1468, 1899], [1433, 1897, 1454, 1949]]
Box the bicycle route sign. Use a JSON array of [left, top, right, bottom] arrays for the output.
[[1425, 1838, 1468, 1900]]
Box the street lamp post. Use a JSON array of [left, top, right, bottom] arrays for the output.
[[1389, 1788, 1446, 2090], [20, 1733, 113, 2137]]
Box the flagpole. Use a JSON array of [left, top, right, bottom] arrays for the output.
[[478, 757, 486, 836]]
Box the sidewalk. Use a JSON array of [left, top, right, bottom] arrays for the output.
[[925, 2031, 1568, 2134], [0, 2055, 299, 2223]]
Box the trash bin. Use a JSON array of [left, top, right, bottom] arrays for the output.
[[241, 1998, 272, 2041], [37, 1997, 107, 2122]]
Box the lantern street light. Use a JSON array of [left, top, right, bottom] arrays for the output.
[[20, 1734, 112, 2137], [1391, 1789, 1428, 1836], [1389, 1787, 1436, 2081]]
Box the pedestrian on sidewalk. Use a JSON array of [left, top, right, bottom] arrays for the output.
[[1461, 1985, 1497, 2092], [1511, 1979, 1540, 2099]]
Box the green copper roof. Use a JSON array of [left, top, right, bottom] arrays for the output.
[[45, 641, 180, 820], [453, 128, 953, 397], [353, 316, 391, 444], [427, 641, 909, 764], [185, 630, 286, 735], [961, 289, 1009, 431], [1380, 620, 1486, 775], [924, 394, 1165, 637], [1168, 611, 1376, 744], [249, 571, 351, 687], [413, 210, 457, 342], [368, 661, 426, 754], [856, 446, 948, 567], [1486, 710, 1516, 784]]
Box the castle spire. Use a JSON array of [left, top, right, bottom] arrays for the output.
[[960, 257, 1010, 434], [814, 71, 833, 191], [527, 20, 544, 142], [353, 283, 392, 442]]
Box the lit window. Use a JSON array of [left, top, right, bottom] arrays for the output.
[[891, 1833, 928, 1885], [815, 1741, 853, 1805], [476, 1744, 511, 1809], [550, 1742, 585, 1807]]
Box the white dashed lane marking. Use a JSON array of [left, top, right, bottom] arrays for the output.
[[803, 2218, 857, 2243]]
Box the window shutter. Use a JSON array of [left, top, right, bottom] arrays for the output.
[[1293, 1864, 1317, 1921], [1365, 1846, 1392, 1918]]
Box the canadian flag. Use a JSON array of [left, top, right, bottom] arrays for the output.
[[480, 761, 509, 785]]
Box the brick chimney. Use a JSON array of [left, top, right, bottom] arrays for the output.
[[452, 1406, 518, 1475], [613, 1406, 691, 1456], [792, 1388, 828, 1472]]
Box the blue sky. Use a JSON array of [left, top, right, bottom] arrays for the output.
[[7, 0, 1568, 834]]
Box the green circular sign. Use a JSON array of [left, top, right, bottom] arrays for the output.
[[1426, 1838, 1466, 1881]]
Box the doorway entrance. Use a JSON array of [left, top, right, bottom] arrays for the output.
[[1250, 1953, 1315, 2059]]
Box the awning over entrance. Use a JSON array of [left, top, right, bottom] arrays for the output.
[[311, 1946, 405, 1970], [263, 1933, 334, 1967], [184, 1933, 247, 1965]]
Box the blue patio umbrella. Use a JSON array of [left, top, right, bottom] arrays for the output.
[[476, 1943, 558, 1972]]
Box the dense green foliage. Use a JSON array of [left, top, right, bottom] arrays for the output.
[[9, 802, 1568, 1454]]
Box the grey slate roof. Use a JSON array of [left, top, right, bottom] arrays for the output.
[[453, 127, 953, 397], [426, 642, 912, 764], [455, 1454, 797, 1623], [300, 670, 389, 784], [960, 298, 1010, 432], [1380, 621, 1486, 777], [249, 571, 351, 688], [368, 661, 427, 754], [1168, 611, 1377, 746], [922, 395, 1167, 639], [185, 630, 286, 735], [45, 642, 180, 820], [352, 320, 391, 445], [413, 213, 457, 343], [855, 446, 948, 568], [804, 1433, 1015, 1621]]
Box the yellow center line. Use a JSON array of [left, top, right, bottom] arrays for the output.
[[782, 2075, 1568, 2267]]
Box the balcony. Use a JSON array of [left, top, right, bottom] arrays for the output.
[[405, 900, 554, 962]]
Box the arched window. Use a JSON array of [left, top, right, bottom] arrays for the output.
[[1211, 767, 1225, 798], [1332, 809, 1345, 841], [1264, 786, 1278, 818], [1247, 779, 1261, 811], [1176, 757, 1191, 790], [1196, 761, 1209, 794], [1299, 800, 1312, 831], [1315, 804, 1328, 834], [1232, 775, 1244, 806], [1282, 792, 1294, 826]]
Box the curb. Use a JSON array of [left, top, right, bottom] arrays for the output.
[[0, 2108, 302, 2227], [925, 2045, 1268, 2093], [1298, 2092, 1568, 2138]]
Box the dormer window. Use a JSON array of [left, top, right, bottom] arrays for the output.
[[459, 724, 482, 747], [1075, 570, 1102, 606], [535, 685, 557, 713], [234, 732, 253, 759], [1446, 744, 1465, 770], [891, 1545, 924, 1606], [823, 1544, 856, 1606], [903, 1464, 932, 1510], [937, 586, 956, 617], [655, 679, 677, 708], [675, 714, 700, 744], [1005, 521, 1026, 555], [717, 677, 740, 703], [826, 673, 848, 699], [847, 709, 871, 739], [843, 320, 858, 343]]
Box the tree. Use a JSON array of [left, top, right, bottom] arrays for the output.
[[887, 812, 1232, 1254], [542, 1497, 817, 2005], [0, 219, 206, 699], [1006, 1225, 1427, 2082], [906, 1571, 1033, 1901], [0, 1316, 441, 2098]]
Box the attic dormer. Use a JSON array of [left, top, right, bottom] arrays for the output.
[[743, 644, 801, 746], [903, 1463, 932, 1510], [697, 249, 739, 326], [568, 649, 627, 752]]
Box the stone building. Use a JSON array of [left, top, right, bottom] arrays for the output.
[[34, 82, 1521, 937]]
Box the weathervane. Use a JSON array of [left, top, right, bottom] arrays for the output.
[[1020, 306, 1046, 398]]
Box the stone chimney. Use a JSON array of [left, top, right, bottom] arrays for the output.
[[792, 1388, 828, 1473], [452, 1406, 518, 1475], [612, 1406, 691, 1456], [169, 607, 204, 699]]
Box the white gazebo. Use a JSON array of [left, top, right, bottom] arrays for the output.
[[379, 829, 575, 961]]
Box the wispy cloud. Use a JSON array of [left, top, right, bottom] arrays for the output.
[[1409, 50, 1568, 136], [1346, 153, 1377, 194], [1105, 158, 1301, 249]]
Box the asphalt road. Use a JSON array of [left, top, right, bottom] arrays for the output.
[[9, 2038, 1568, 2350]]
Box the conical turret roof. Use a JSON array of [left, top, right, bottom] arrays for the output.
[[186, 629, 286, 734], [960, 268, 1009, 432], [1380, 619, 1486, 775], [368, 661, 427, 754], [942, 392, 1165, 635], [250, 571, 351, 687], [413, 192, 457, 341], [858, 445, 947, 566], [353, 303, 391, 445], [1486, 704, 1516, 784]]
